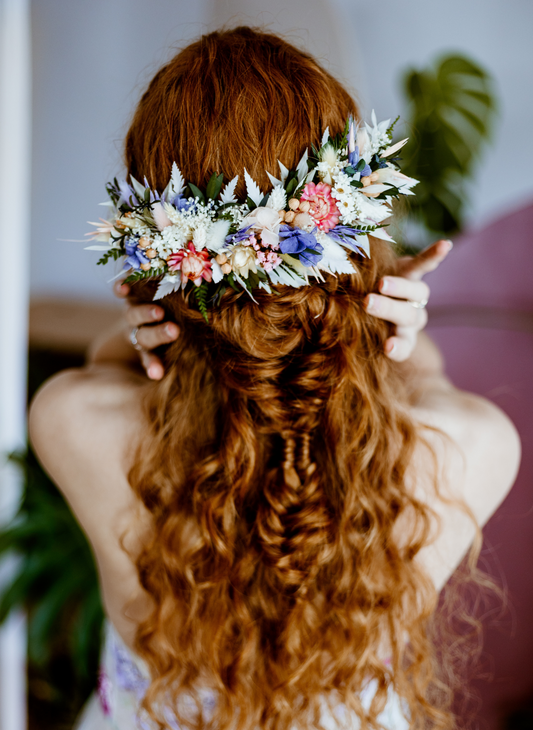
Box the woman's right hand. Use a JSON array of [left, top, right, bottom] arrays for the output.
[[114, 281, 180, 381]]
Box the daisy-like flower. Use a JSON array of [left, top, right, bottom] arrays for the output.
[[167, 242, 212, 287], [300, 182, 340, 233]]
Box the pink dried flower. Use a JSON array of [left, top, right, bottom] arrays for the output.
[[300, 181, 340, 232], [167, 242, 212, 287], [257, 250, 281, 272]]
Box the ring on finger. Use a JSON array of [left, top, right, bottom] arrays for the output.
[[129, 327, 144, 351], [408, 299, 428, 310]]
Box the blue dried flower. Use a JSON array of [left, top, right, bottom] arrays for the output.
[[124, 237, 149, 270], [278, 225, 323, 267]]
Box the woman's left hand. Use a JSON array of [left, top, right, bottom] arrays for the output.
[[364, 239, 453, 362]]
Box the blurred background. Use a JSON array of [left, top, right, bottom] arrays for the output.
[[1, 0, 533, 728]]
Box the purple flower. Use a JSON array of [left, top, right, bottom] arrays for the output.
[[118, 180, 138, 206], [328, 225, 368, 257], [124, 237, 149, 270], [348, 144, 359, 169], [278, 225, 323, 267], [225, 224, 253, 245], [171, 193, 195, 211], [347, 145, 371, 177]]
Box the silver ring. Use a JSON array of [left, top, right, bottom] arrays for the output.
[[409, 299, 428, 309], [129, 327, 144, 351]]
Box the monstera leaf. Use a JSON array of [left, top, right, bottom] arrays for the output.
[[400, 54, 497, 236]]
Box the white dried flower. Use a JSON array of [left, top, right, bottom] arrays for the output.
[[267, 186, 287, 211], [192, 225, 208, 249], [228, 245, 258, 278]]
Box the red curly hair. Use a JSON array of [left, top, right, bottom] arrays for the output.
[[124, 27, 465, 730]]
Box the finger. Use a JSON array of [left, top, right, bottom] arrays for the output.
[[365, 294, 428, 329], [379, 276, 430, 304], [140, 350, 165, 381], [398, 239, 453, 281], [113, 280, 130, 298], [384, 334, 417, 362], [125, 303, 165, 328], [135, 322, 180, 351]]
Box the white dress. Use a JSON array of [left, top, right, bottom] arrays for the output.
[[74, 623, 409, 730]]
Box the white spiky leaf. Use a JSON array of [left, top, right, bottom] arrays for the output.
[[355, 234, 370, 257], [220, 175, 239, 204], [321, 127, 330, 147], [170, 162, 185, 195], [211, 259, 224, 284], [277, 160, 289, 184], [154, 274, 181, 300], [296, 150, 309, 185], [244, 169, 263, 206], [130, 176, 146, 200], [369, 227, 395, 243], [266, 170, 282, 188], [258, 280, 272, 293], [233, 271, 259, 302], [320, 237, 357, 275]]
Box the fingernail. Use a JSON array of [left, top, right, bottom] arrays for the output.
[[386, 340, 396, 355], [379, 278, 389, 293], [166, 324, 178, 338], [365, 295, 376, 312], [151, 307, 163, 320], [148, 364, 161, 380], [443, 239, 453, 251]]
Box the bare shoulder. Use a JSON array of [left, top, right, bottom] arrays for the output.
[[29, 365, 149, 529], [414, 386, 521, 522], [30, 365, 146, 453], [409, 385, 521, 591]]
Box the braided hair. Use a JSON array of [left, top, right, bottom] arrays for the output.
[[123, 25, 458, 730]]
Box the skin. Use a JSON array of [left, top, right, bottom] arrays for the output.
[[29, 240, 521, 651]]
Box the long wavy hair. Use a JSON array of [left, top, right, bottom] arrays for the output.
[[124, 27, 470, 730]]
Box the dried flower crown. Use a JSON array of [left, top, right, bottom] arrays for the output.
[[87, 113, 417, 320]]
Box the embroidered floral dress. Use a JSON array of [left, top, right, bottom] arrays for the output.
[[74, 623, 409, 730]]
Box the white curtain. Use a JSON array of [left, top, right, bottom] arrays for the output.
[[0, 0, 31, 727]]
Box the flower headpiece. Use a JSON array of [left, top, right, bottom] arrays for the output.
[[87, 113, 417, 320]]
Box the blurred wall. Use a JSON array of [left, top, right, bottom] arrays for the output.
[[30, 0, 533, 302]]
